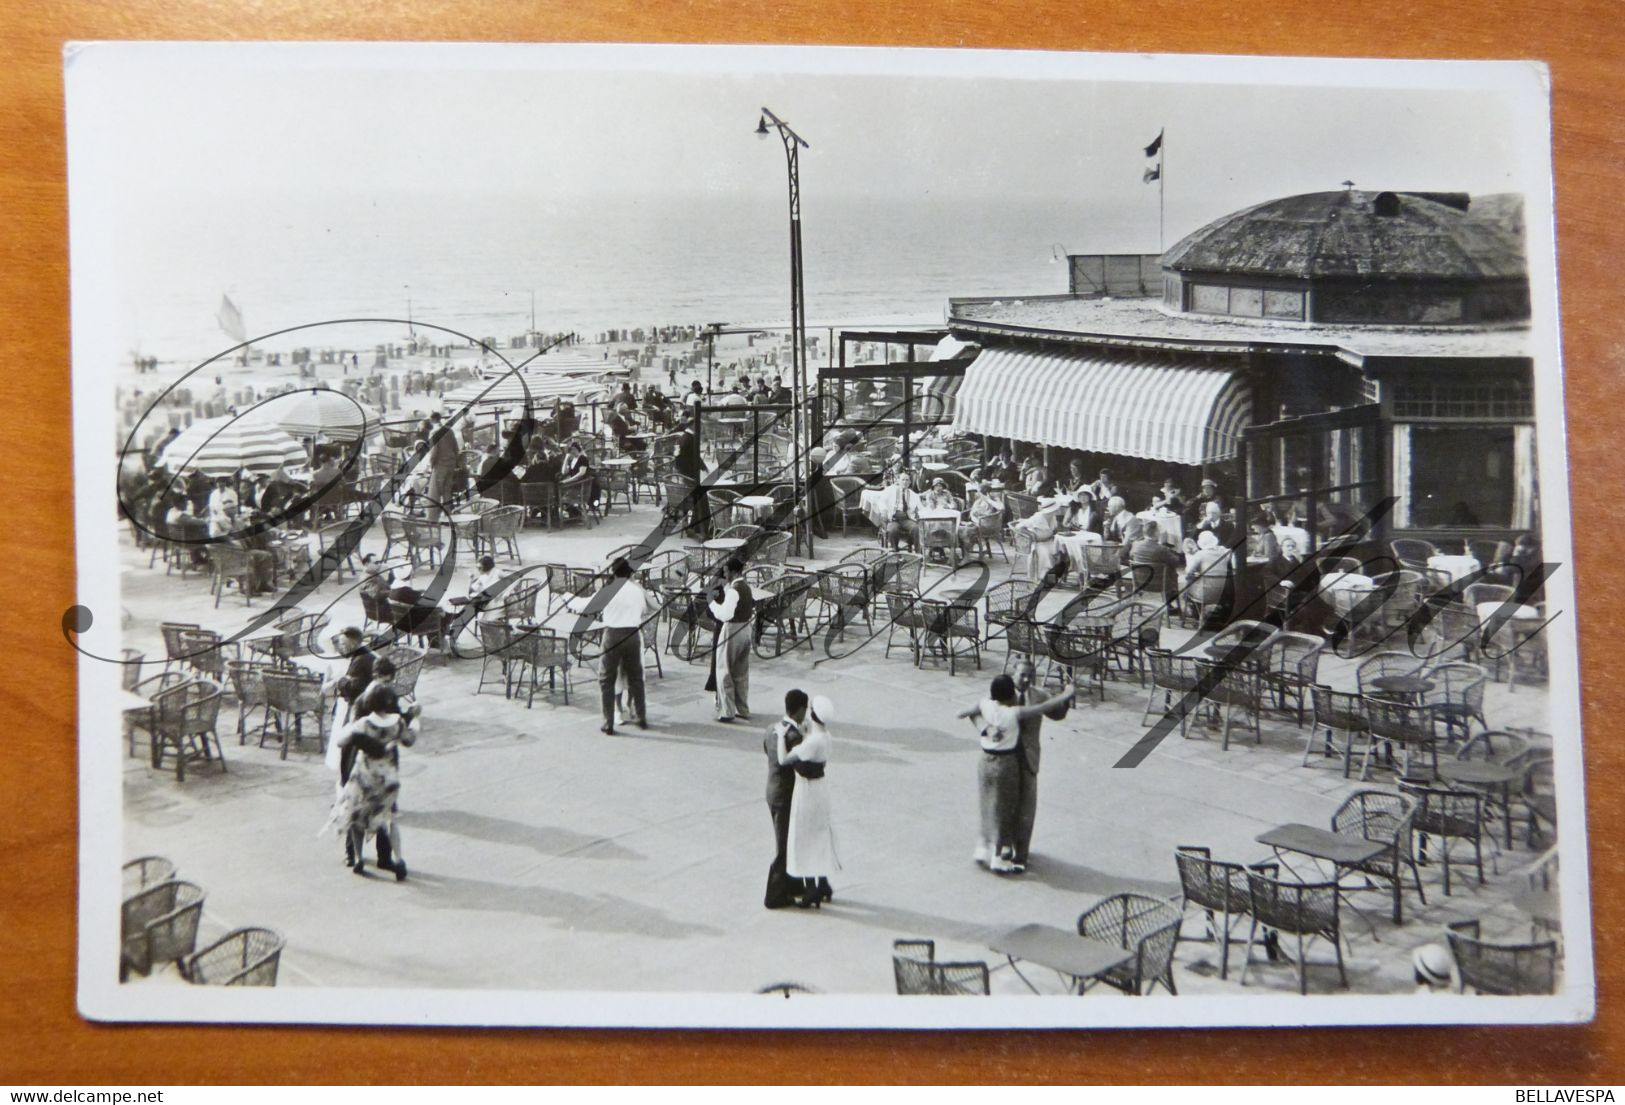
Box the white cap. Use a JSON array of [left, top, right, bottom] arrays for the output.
[[811, 695, 835, 725]]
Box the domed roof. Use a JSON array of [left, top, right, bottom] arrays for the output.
[[1163, 190, 1525, 281]]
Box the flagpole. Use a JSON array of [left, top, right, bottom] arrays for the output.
[[1158, 132, 1166, 255]]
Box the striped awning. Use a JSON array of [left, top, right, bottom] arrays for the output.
[[442, 372, 599, 411], [951, 347, 1251, 465]]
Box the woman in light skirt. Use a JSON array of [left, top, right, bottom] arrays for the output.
[[780, 694, 840, 908]]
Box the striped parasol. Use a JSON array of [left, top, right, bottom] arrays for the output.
[[441, 372, 596, 413], [156, 416, 308, 477], [250, 388, 379, 443]]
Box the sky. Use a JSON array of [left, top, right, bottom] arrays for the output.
[[69, 43, 1537, 240]]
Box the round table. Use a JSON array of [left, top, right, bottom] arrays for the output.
[[736, 494, 776, 518], [600, 457, 636, 469], [117, 689, 151, 711], [1427, 554, 1481, 583], [1369, 674, 1434, 703], [1437, 758, 1522, 848], [703, 538, 747, 552]]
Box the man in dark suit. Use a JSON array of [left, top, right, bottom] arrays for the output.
[[1010, 661, 1070, 872], [1193, 500, 1238, 548], [424, 412, 461, 522], [1129, 520, 1183, 602], [330, 627, 376, 714], [764, 689, 810, 908]]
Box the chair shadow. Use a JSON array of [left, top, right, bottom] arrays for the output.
[[407, 808, 643, 861], [1020, 856, 1180, 900]]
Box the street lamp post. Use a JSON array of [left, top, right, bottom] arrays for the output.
[[756, 106, 812, 557]]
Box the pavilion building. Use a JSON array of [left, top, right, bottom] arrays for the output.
[[941, 188, 1536, 560]]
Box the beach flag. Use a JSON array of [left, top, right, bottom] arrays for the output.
[[1143, 165, 1161, 183], [1144, 129, 1163, 158], [217, 293, 247, 343]]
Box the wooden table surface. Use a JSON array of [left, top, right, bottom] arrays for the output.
[[5, 0, 1623, 1087]]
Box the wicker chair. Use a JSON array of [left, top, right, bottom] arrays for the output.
[[402, 516, 445, 568], [891, 939, 989, 996], [175, 628, 227, 683], [1178, 565, 1233, 629], [984, 580, 1037, 646], [828, 476, 870, 535], [1398, 778, 1486, 895], [1001, 618, 1042, 672], [1241, 871, 1346, 994], [1105, 599, 1165, 685], [717, 523, 762, 546], [1331, 789, 1424, 923], [379, 644, 426, 704], [757, 532, 793, 566], [1391, 538, 1442, 567], [151, 679, 226, 782], [120, 879, 206, 980], [1074, 893, 1182, 996], [1364, 695, 1443, 777], [884, 590, 925, 664], [520, 481, 559, 529], [1082, 543, 1123, 592], [1307, 684, 1374, 778], [477, 620, 516, 697], [494, 578, 544, 624], [225, 659, 276, 744], [1041, 620, 1107, 701], [1260, 631, 1324, 725], [635, 550, 690, 591], [159, 621, 202, 672], [315, 520, 361, 580], [917, 599, 983, 678], [1174, 846, 1276, 981], [183, 927, 285, 987], [813, 564, 872, 642], [1141, 649, 1203, 738], [480, 505, 524, 562], [873, 551, 923, 599], [209, 545, 259, 607], [1421, 661, 1490, 741], [753, 574, 816, 658], [1194, 657, 1262, 751], [664, 589, 714, 662], [124, 671, 188, 757], [122, 856, 176, 901], [558, 478, 599, 527], [261, 670, 328, 760], [509, 629, 572, 708], [1446, 919, 1558, 995], [389, 599, 450, 652], [660, 477, 698, 535], [1356, 651, 1422, 696], [381, 511, 409, 559]]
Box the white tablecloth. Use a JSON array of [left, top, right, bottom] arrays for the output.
[[1476, 601, 1541, 623], [1428, 554, 1482, 582], [1135, 510, 1182, 546], [860, 488, 889, 528], [1056, 531, 1104, 563], [1320, 571, 1375, 614], [918, 507, 960, 522]]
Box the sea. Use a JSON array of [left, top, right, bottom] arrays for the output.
[[116, 188, 1148, 367]]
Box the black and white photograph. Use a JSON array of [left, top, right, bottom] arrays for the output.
[[66, 43, 1589, 1027]]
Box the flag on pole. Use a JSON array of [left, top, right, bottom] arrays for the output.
[[1143, 165, 1161, 183], [1144, 130, 1163, 158], [217, 294, 247, 343]]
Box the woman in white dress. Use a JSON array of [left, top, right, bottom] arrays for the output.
[[780, 694, 840, 908], [1013, 497, 1065, 582]]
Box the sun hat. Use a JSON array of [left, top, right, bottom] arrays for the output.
[[811, 695, 835, 725]]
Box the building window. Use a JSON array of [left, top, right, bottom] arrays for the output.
[[1316, 284, 1465, 324], [1191, 284, 1229, 315], [1263, 289, 1305, 320], [1407, 424, 1515, 527], [1231, 287, 1264, 317], [1391, 380, 1533, 419]]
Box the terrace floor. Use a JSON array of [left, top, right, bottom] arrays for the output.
[[116, 495, 1561, 999]]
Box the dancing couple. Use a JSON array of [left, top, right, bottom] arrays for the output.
[[764, 689, 839, 909]]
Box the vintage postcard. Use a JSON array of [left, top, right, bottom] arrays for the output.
[[66, 42, 1589, 1026]]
